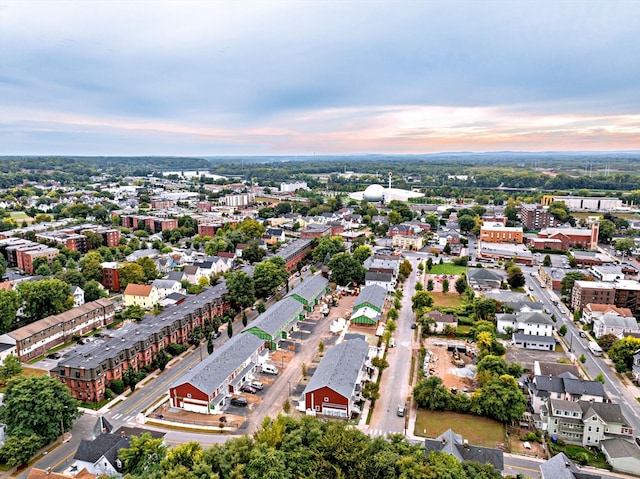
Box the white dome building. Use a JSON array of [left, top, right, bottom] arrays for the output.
[[363, 184, 385, 202]]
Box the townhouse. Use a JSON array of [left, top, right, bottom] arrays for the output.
[[52, 283, 229, 403]]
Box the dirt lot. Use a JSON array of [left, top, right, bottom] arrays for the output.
[[152, 402, 246, 430], [423, 337, 477, 392]]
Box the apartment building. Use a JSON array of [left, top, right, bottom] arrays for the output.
[[52, 283, 230, 403], [0, 299, 115, 362], [518, 204, 560, 230]]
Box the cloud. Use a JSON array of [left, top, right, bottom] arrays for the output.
[[0, 0, 638, 154]]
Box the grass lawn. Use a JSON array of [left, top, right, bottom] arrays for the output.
[[548, 442, 611, 470], [426, 264, 467, 275], [414, 410, 505, 448], [430, 292, 464, 308]]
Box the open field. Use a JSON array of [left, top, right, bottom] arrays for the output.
[[414, 410, 505, 448], [427, 264, 467, 275], [429, 291, 464, 308]]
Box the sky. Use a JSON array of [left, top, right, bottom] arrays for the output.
[[1, 0, 639, 156]]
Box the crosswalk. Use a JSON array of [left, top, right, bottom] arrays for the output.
[[110, 412, 135, 423], [368, 429, 401, 438]]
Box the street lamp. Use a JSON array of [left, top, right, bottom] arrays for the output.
[[287, 381, 291, 398]]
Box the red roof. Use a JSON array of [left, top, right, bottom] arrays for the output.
[[124, 284, 153, 297]]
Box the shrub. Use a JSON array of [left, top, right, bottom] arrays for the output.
[[166, 342, 187, 356], [110, 379, 124, 395]]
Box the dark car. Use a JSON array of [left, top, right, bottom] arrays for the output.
[[240, 384, 257, 394], [230, 397, 249, 407], [411, 323, 417, 329], [213, 331, 222, 339]]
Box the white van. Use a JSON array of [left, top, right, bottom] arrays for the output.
[[262, 364, 279, 375]]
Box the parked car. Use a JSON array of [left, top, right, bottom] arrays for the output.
[[213, 331, 222, 339], [397, 405, 405, 417], [249, 381, 264, 390], [240, 384, 257, 394], [579, 331, 587, 338], [230, 397, 249, 407], [261, 364, 279, 375], [411, 323, 417, 329]]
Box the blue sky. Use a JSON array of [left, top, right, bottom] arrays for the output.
[[1, 0, 639, 156]]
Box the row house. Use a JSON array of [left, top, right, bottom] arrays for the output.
[[52, 283, 230, 403], [169, 332, 265, 414], [300, 337, 371, 418], [276, 238, 314, 271], [0, 299, 115, 362], [543, 398, 634, 448]]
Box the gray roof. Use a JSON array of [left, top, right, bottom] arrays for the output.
[[564, 378, 606, 398], [152, 279, 180, 289], [92, 416, 113, 438], [74, 433, 129, 466], [170, 332, 264, 395], [58, 283, 228, 370], [423, 429, 504, 471], [166, 271, 186, 281], [288, 275, 328, 303], [513, 333, 555, 344], [600, 438, 640, 459], [536, 361, 580, 377], [540, 452, 602, 479], [519, 311, 554, 325], [303, 338, 369, 400], [580, 400, 626, 424], [365, 271, 394, 283], [248, 297, 304, 336], [276, 238, 313, 262], [467, 268, 503, 282], [505, 301, 544, 312], [354, 284, 387, 311]]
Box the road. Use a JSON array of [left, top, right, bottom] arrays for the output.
[[525, 266, 640, 436], [368, 252, 421, 438], [19, 267, 322, 477]]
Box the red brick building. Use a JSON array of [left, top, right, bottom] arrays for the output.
[[277, 239, 314, 271], [532, 224, 599, 251]]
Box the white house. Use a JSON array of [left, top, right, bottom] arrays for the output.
[[593, 314, 640, 339], [71, 286, 85, 307], [151, 279, 185, 299], [496, 311, 554, 336]]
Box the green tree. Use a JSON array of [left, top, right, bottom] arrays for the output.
[[579, 353, 586, 364], [207, 337, 214, 355], [118, 432, 167, 476], [476, 355, 508, 380], [327, 253, 366, 286], [0, 375, 80, 445], [614, 237, 636, 256], [442, 278, 450, 294], [83, 279, 108, 302], [117, 262, 145, 290], [506, 266, 525, 289], [426, 279, 434, 291], [398, 259, 413, 281], [242, 310, 248, 327], [472, 375, 526, 423], [597, 333, 618, 352], [256, 301, 266, 314], [413, 376, 451, 410], [0, 354, 22, 383], [123, 367, 141, 392], [558, 325, 567, 336], [136, 256, 158, 282], [411, 291, 434, 312], [594, 373, 605, 384], [454, 275, 467, 295], [597, 219, 616, 243], [457, 215, 476, 234], [225, 271, 256, 309], [543, 254, 552, 267], [242, 240, 267, 264], [0, 434, 42, 467], [254, 260, 289, 297], [79, 252, 104, 283], [560, 271, 588, 297], [155, 349, 170, 372], [312, 236, 345, 263], [352, 245, 372, 264], [426, 257, 433, 272], [227, 319, 233, 338], [608, 336, 640, 372], [0, 290, 20, 333], [16, 278, 73, 322]]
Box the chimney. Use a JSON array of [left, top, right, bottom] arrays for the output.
[[463, 439, 469, 449], [565, 461, 571, 468], [441, 437, 446, 444]]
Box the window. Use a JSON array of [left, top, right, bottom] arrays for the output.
[[324, 397, 329, 402], [187, 393, 192, 398]]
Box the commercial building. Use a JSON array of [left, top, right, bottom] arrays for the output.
[[275, 238, 314, 271], [541, 195, 623, 211], [479, 223, 524, 244]]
